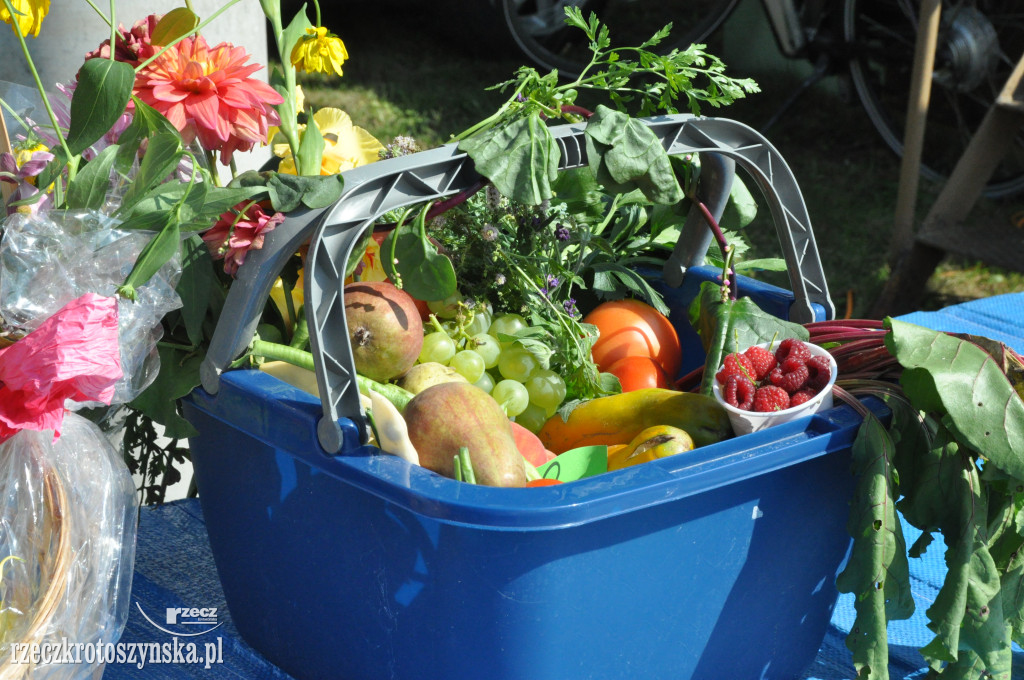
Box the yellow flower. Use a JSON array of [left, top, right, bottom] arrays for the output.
[[1, 0, 49, 37], [290, 26, 348, 77], [274, 108, 384, 176]]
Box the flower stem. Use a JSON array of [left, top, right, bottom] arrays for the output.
[[451, 81, 529, 141], [695, 198, 736, 300], [205, 150, 221, 186], [108, 0, 116, 60]]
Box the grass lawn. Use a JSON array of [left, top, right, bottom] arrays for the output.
[[300, 2, 1023, 319]]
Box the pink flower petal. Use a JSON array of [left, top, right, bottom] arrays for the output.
[[0, 293, 121, 442]]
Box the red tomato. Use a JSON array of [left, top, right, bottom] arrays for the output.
[[606, 356, 670, 392], [526, 478, 563, 487], [583, 299, 682, 378]]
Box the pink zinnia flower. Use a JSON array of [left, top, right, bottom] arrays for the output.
[[134, 35, 283, 164], [202, 201, 285, 276]]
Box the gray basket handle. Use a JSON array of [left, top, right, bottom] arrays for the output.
[[201, 114, 833, 453]]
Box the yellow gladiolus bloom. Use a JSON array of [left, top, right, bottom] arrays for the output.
[[274, 108, 384, 176], [1, 0, 49, 37], [290, 26, 348, 77]]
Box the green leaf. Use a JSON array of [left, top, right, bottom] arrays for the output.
[[281, 6, 313, 62], [295, 104, 325, 177], [688, 281, 808, 394], [720, 176, 758, 230], [114, 98, 181, 175], [119, 133, 183, 213], [129, 345, 202, 439], [116, 207, 177, 232], [835, 411, 913, 680], [300, 174, 343, 209], [67, 59, 135, 156], [120, 213, 180, 294], [458, 113, 560, 205], [118, 182, 217, 231], [265, 174, 302, 212], [886, 319, 1024, 480], [733, 257, 787, 274], [919, 459, 1011, 677], [65, 145, 118, 210], [609, 203, 647, 244], [36, 146, 69, 194], [550, 166, 606, 220], [382, 205, 458, 302], [584, 105, 683, 205], [177, 235, 215, 347], [587, 262, 670, 316], [151, 7, 200, 45], [1002, 545, 1024, 648], [263, 172, 342, 212]]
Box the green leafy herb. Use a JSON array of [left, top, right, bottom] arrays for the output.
[[454, 7, 758, 206]]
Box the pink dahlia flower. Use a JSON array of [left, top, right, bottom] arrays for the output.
[[83, 14, 160, 65], [134, 35, 283, 164], [202, 201, 285, 276]]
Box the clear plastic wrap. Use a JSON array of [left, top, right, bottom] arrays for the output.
[[0, 205, 174, 676], [0, 210, 182, 404], [0, 415, 137, 680]]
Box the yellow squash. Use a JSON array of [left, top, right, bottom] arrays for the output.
[[607, 425, 694, 471], [538, 388, 732, 454]]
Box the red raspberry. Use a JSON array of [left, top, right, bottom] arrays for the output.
[[723, 374, 756, 410], [769, 356, 810, 394], [743, 345, 777, 381], [806, 355, 833, 391], [775, 338, 811, 364], [753, 385, 791, 412], [716, 352, 755, 385], [789, 388, 818, 406]]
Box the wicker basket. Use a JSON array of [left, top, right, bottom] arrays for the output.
[[0, 466, 72, 680]]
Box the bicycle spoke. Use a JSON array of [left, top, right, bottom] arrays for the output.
[[859, 15, 917, 50]]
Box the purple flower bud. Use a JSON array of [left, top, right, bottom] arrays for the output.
[[555, 225, 571, 241]]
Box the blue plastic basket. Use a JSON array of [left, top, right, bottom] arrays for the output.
[[185, 115, 879, 680]]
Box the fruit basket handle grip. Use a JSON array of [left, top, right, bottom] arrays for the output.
[[202, 114, 833, 453]]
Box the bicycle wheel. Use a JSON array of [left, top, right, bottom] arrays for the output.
[[845, 0, 1024, 198], [499, 0, 741, 79]]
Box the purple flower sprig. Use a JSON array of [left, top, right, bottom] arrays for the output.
[[1, 149, 54, 215]]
